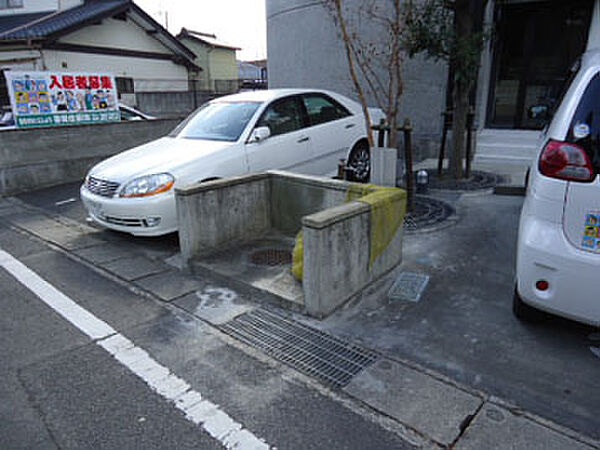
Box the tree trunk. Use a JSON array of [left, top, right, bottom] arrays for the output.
[[332, 0, 374, 147], [450, 81, 469, 179], [449, 0, 475, 179]]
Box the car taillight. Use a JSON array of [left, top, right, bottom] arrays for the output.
[[538, 139, 595, 182]]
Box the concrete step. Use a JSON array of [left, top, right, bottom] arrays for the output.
[[475, 129, 541, 162], [476, 129, 542, 146]]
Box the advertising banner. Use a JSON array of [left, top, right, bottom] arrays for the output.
[[4, 70, 121, 128]]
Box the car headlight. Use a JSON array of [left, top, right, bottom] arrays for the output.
[[119, 173, 174, 198]]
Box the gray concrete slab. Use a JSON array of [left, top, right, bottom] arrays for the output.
[[192, 236, 304, 307], [134, 269, 207, 302], [456, 404, 595, 450], [0, 223, 51, 260], [101, 255, 168, 281], [8, 212, 103, 250], [174, 289, 257, 325], [74, 243, 140, 264], [19, 250, 166, 332], [0, 203, 29, 217], [345, 359, 482, 445]]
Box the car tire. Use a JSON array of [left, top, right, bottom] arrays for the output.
[[513, 284, 545, 323], [347, 141, 370, 183]]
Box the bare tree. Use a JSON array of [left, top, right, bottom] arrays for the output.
[[323, 0, 414, 209]]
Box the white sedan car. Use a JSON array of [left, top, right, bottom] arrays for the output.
[[81, 88, 381, 236], [515, 51, 600, 326]]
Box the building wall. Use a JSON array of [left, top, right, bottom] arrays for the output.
[[0, 0, 83, 16], [59, 17, 173, 55], [39, 50, 188, 93], [266, 0, 447, 160], [179, 37, 211, 90], [179, 37, 238, 92], [209, 47, 238, 82]]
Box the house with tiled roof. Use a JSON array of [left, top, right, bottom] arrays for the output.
[[176, 28, 239, 94], [0, 0, 200, 108]]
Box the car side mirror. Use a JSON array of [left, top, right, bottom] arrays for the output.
[[527, 104, 550, 120], [249, 126, 270, 143]]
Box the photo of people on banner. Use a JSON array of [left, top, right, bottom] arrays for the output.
[[4, 71, 121, 128]]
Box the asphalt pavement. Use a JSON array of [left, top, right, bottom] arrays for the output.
[[0, 200, 413, 450], [1, 180, 599, 449]]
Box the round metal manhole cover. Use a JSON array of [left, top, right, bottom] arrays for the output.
[[403, 196, 455, 232], [250, 248, 292, 266], [425, 169, 502, 191]]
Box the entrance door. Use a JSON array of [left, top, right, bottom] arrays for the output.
[[487, 0, 593, 130]]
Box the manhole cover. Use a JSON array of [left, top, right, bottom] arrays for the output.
[[403, 196, 454, 231], [425, 169, 501, 191], [221, 308, 378, 388], [388, 271, 430, 302], [249, 248, 292, 266]]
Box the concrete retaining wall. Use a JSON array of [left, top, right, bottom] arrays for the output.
[[177, 173, 271, 259], [302, 196, 404, 317], [176, 171, 405, 318], [136, 91, 220, 118], [0, 118, 181, 195], [269, 172, 347, 234]]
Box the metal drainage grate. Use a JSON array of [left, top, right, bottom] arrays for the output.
[[249, 248, 292, 266], [388, 271, 430, 303], [220, 308, 378, 388]]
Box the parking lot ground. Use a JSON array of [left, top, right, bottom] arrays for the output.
[[7, 180, 600, 448], [0, 212, 416, 450], [310, 190, 600, 441]]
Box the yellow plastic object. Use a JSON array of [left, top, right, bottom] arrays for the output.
[[290, 183, 406, 281], [291, 230, 304, 281]]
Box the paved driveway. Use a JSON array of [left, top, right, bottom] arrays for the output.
[[15, 182, 600, 443], [315, 190, 600, 440]]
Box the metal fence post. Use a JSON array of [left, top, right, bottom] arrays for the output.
[[438, 110, 452, 176], [465, 107, 474, 178], [403, 118, 415, 211]]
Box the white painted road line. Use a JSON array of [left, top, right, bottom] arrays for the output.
[[55, 198, 77, 206], [0, 248, 270, 450]]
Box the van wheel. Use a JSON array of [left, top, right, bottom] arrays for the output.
[[513, 284, 545, 323], [347, 141, 370, 183]]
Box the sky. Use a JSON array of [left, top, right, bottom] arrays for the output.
[[135, 0, 267, 61]]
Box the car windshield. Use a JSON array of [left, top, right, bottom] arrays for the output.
[[172, 101, 261, 142]]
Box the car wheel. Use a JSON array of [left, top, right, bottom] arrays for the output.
[[347, 141, 370, 183], [513, 284, 545, 323]]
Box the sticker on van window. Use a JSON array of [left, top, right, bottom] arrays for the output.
[[582, 213, 600, 250], [574, 122, 591, 140]]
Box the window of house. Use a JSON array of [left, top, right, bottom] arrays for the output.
[[115, 77, 134, 99], [301, 94, 351, 127], [0, 0, 24, 9]]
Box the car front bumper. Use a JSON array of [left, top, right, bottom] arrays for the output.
[[80, 185, 178, 236], [516, 212, 600, 326]]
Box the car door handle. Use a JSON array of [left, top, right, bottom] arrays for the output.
[[345, 123, 356, 129], [297, 137, 310, 143]]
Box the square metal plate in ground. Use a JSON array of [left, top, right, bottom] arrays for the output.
[[388, 271, 430, 303], [220, 308, 378, 389]]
